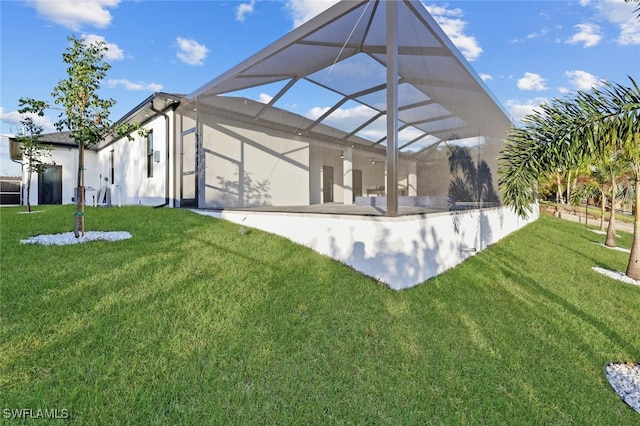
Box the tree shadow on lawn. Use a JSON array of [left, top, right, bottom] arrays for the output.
[[4, 209, 639, 423], [527, 228, 627, 274], [492, 251, 637, 358], [3, 210, 391, 413]]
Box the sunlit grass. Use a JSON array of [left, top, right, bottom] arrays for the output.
[[1, 205, 639, 424], [541, 200, 635, 224]]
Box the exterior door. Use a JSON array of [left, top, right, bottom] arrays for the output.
[[353, 169, 363, 202], [322, 165, 333, 203], [38, 165, 62, 204], [180, 128, 197, 207]]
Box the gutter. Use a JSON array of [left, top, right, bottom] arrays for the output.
[[149, 100, 171, 208]]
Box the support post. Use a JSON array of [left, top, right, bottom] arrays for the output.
[[408, 161, 417, 196], [386, 0, 399, 217], [343, 148, 353, 205]]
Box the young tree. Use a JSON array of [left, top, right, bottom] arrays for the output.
[[51, 35, 140, 237], [15, 98, 53, 213]]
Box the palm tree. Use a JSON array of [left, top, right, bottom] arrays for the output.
[[601, 151, 632, 247], [572, 161, 612, 232], [499, 77, 640, 278], [570, 174, 602, 228]]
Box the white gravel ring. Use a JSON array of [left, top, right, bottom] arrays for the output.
[[20, 231, 132, 246], [591, 242, 631, 253], [592, 267, 640, 287], [605, 363, 640, 414]]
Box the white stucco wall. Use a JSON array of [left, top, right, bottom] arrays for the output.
[[96, 113, 174, 206], [198, 117, 310, 208], [21, 110, 175, 207], [196, 204, 539, 290], [24, 145, 99, 206]]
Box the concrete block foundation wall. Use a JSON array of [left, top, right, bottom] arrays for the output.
[[195, 204, 539, 290]]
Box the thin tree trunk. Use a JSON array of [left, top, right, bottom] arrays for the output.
[[74, 143, 85, 238], [585, 198, 589, 227], [556, 173, 564, 204], [626, 178, 640, 280], [566, 170, 572, 205], [26, 169, 32, 213], [605, 176, 617, 247]]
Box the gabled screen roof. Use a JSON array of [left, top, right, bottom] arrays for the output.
[[189, 0, 512, 156]]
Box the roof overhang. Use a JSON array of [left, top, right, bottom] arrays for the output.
[[14, 92, 183, 151], [95, 92, 182, 150]]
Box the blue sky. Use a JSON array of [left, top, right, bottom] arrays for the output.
[[1, 0, 639, 175]]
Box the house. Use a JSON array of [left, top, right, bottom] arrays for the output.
[[11, 0, 538, 289], [10, 93, 181, 207]]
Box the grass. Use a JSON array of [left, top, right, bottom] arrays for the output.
[[1, 205, 639, 424], [540, 200, 635, 224]]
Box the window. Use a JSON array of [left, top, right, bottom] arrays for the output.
[[146, 130, 154, 178], [109, 150, 114, 184]]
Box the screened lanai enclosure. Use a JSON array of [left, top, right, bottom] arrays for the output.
[[176, 0, 511, 216]]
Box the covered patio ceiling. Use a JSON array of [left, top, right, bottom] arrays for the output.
[[188, 0, 513, 216], [188, 0, 512, 158]]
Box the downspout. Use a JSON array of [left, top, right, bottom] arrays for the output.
[[150, 100, 171, 208]]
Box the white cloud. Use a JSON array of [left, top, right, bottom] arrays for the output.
[[284, 0, 339, 28], [505, 98, 548, 123], [176, 37, 209, 66], [107, 79, 163, 92], [424, 3, 483, 61], [591, 0, 640, 45], [258, 93, 273, 104], [566, 23, 602, 47], [0, 108, 23, 131], [306, 104, 373, 121], [517, 72, 548, 91], [82, 34, 124, 61], [236, 0, 255, 22], [617, 21, 640, 45], [512, 27, 551, 43], [283, 1, 483, 60], [0, 106, 56, 133], [306, 106, 330, 121], [564, 70, 602, 91], [528, 27, 550, 40], [305, 104, 383, 140], [27, 0, 119, 31], [479, 73, 493, 81], [0, 134, 22, 176]]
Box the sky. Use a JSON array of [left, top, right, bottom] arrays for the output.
[[1, 0, 638, 176]]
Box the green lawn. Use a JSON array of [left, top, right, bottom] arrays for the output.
[[540, 200, 635, 224], [1, 205, 639, 424]]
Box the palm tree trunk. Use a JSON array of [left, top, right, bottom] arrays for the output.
[[566, 170, 572, 205], [605, 175, 617, 247], [625, 177, 640, 280], [556, 173, 564, 204]]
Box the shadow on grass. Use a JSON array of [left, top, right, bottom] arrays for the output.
[[2, 207, 639, 424]]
